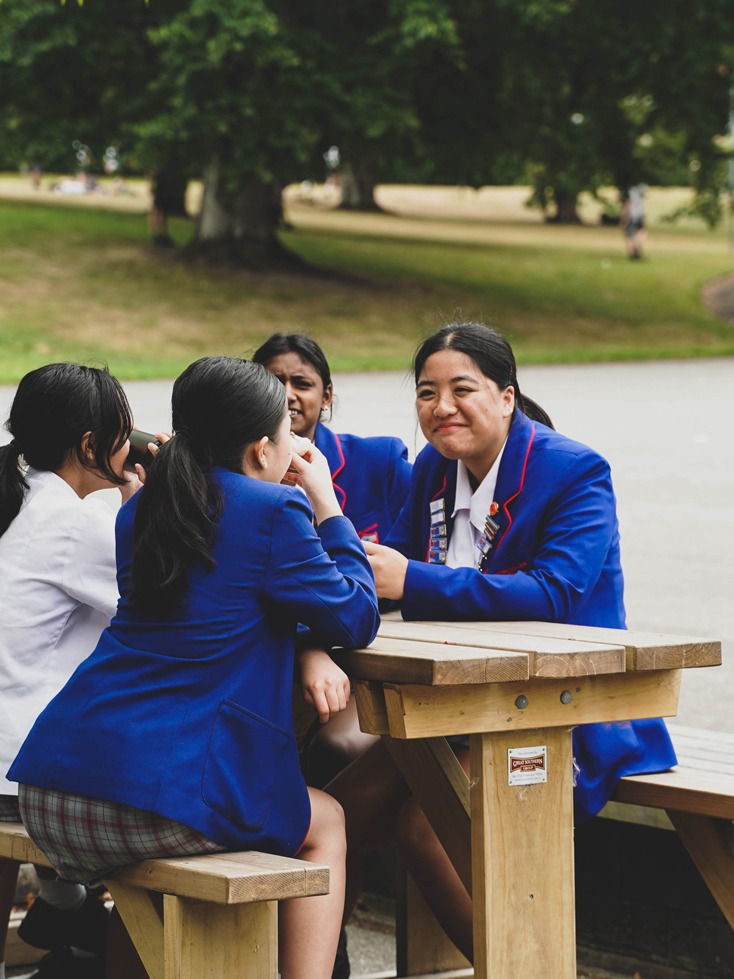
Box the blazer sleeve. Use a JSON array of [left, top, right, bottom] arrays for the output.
[[402, 450, 619, 622], [263, 494, 379, 649]]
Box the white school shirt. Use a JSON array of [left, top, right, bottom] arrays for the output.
[[0, 469, 119, 795], [446, 441, 507, 570]]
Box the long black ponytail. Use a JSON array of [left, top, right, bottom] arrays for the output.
[[129, 356, 287, 613]]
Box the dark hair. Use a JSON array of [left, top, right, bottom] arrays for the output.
[[130, 356, 287, 613], [413, 322, 554, 429], [252, 333, 332, 392], [0, 363, 132, 537]]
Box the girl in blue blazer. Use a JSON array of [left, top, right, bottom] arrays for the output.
[[328, 322, 676, 962], [9, 356, 379, 979], [253, 334, 413, 790]]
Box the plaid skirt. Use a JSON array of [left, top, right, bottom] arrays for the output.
[[0, 794, 21, 822], [18, 784, 225, 885]]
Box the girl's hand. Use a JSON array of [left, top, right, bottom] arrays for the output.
[[119, 432, 172, 501], [119, 467, 144, 502], [287, 435, 342, 524], [299, 647, 351, 724], [363, 541, 408, 600]]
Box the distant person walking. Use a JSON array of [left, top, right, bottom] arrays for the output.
[[621, 184, 646, 260]]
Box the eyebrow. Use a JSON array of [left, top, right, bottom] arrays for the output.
[[416, 374, 480, 389]]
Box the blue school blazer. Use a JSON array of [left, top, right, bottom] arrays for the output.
[[9, 469, 379, 854], [314, 424, 412, 543], [386, 410, 676, 821]]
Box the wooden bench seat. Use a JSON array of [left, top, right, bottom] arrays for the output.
[[600, 722, 734, 934], [399, 722, 734, 977], [0, 821, 328, 979]]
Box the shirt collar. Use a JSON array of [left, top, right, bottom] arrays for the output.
[[451, 440, 507, 532]]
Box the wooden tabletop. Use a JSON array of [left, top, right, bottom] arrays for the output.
[[342, 614, 721, 686]]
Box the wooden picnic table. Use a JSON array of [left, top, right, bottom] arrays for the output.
[[343, 613, 721, 979]]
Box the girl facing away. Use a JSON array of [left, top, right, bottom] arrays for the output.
[[8, 356, 379, 979]]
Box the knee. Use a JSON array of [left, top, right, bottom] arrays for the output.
[[305, 789, 347, 860]]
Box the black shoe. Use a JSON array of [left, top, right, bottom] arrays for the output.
[[331, 925, 350, 979], [27, 946, 105, 979], [18, 890, 109, 953]]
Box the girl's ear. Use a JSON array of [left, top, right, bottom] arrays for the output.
[[80, 431, 96, 461], [322, 382, 334, 412], [502, 385, 515, 416], [243, 436, 270, 478]]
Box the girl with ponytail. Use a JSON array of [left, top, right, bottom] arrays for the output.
[[9, 356, 379, 979], [0, 363, 142, 979], [327, 322, 676, 964]]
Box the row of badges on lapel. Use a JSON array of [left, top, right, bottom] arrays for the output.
[[429, 498, 448, 564], [476, 501, 500, 573], [429, 498, 501, 569]]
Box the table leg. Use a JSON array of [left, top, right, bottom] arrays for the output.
[[470, 726, 576, 979]]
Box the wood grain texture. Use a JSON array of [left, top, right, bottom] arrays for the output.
[[467, 620, 721, 671], [470, 728, 576, 979], [0, 823, 52, 866], [385, 737, 472, 892], [114, 850, 329, 904], [106, 881, 164, 979], [396, 870, 471, 976], [343, 634, 529, 685], [665, 812, 734, 930], [374, 620, 626, 679], [163, 894, 277, 979], [381, 670, 682, 739], [613, 723, 734, 819]]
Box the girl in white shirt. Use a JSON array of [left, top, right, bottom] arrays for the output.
[[0, 363, 142, 979]]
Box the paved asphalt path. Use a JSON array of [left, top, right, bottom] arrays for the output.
[[1, 358, 732, 732]]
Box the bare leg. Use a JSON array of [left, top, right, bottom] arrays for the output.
[[306, 699, 378, 788], [395, 746, 473, 961], [0, 858, 19, 968], [278, 788, 346, 979], [325, 740, 410, 923]]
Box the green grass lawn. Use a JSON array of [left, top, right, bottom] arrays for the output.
[[0, 176, 733, 383]]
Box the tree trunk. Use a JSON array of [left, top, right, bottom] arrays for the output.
[[545, 188, 582, 224], [187, 157, 301, 268], [338, 161, 381, 211]]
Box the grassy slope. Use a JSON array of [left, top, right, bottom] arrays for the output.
[[0, 176, 732, 382]]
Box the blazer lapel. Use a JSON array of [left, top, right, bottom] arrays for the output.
[[314, 423, 346, 510], [490, 410, 536, 557]]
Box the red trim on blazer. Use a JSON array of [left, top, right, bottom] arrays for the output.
[[358, 523, 379, 543], [495, 424, 536, 554], [330, 433, 347, 511]]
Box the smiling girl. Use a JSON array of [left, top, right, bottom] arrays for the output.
[[328, 322, 676, 962]]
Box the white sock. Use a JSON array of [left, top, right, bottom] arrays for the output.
[[37, 878, 86, 912], [0, 959, 6, 979]]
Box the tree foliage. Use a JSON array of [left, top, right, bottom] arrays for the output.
[[0, 0, 732, 265]]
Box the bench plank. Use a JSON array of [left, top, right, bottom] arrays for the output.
[[114, 850, 329, 905], [613, 724, 734, 820]]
